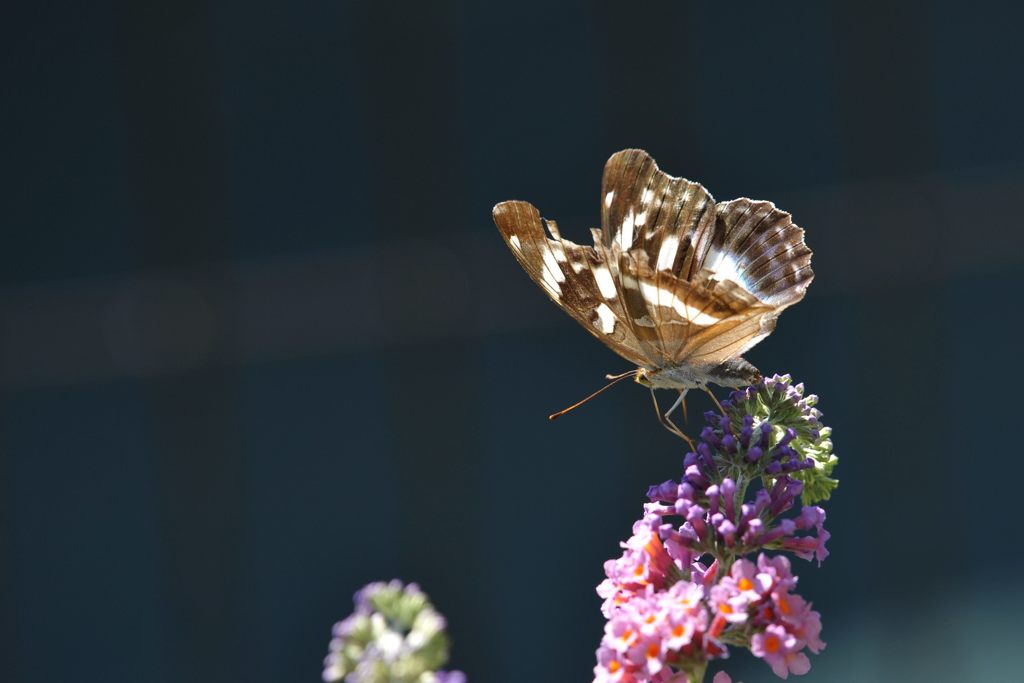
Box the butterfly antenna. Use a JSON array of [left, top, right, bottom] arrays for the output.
[[548, 370, 635, 421]]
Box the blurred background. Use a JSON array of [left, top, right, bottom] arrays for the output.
[[3, 1, 1023, 681]]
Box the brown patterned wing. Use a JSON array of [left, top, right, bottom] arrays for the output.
[[673, 198, 815, 365], [494, 151, 815, 373], [492, 200, 652, 367], [598, 149, 721, 363], [596, 244, 776, 366], [600, 149, 719, 281]]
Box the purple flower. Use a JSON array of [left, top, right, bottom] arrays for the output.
[[431, 673, 468, 683], [593, 376, 836, 683], [780, 507, 830, 566], [723, 375, 838, 505], [644, 471, 829, 569]]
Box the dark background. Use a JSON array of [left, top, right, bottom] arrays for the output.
[[3, 1, 1023, 681]]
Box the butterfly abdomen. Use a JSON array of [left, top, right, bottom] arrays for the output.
[[641, 356, 761, 390]]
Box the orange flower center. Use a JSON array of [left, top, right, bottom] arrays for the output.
[[645, 534, 665, 558], [765, 634, 781, 653], [778, 596, 792, 615], [738, 577, 753, 591]]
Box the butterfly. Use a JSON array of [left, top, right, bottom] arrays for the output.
[[493, 149, 814, 443]]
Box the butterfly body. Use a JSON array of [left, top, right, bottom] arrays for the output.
[[494, 149, 813, 403], [636, 356, 762, 391]]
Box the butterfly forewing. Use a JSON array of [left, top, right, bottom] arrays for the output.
[[599, 149, 723, 363], [493, 200, 650, 366], [600, 149, 719, 278]]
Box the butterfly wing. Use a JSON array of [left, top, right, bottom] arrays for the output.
[[598, 149, 720, 363], [596, 150, 814, 368], [494, 150, 815, 373], [601, 149, 718, 281], [492, 200, 651, 366], [673, 198, 814, 365], [707, 197, 814, 308]]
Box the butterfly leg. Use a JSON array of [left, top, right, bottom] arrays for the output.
[[702, 386, 725, 415], [664, 390, 697, 447], [650, 389, 696, 451], [664, 389, 687, 423]]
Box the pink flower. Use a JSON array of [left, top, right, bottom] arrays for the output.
[[592, 580, 726, 683], [598, 598, 666, 680], [710, 558, 776, 623], [650, 672, 690, 683], [756, 554, 798, 591], [786, 603, 825, 655], [599, 521, 684, 618], [766, 588, 825, 655], [606, 612, 640, 654], [593, 645, 629, 683], [663, 581, 707, 651], [708, 590, 749, 624], [751, 624, 811, 679], [712, 672, 743, 683], [689, 558, 719, 587], [771, 589, 808, 625], [662, 618, 695, 651]]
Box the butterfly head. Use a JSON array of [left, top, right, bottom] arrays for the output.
[[634, 368, 654, 388]]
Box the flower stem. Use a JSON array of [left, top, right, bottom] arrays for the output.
[[688, 661, 707, 683]]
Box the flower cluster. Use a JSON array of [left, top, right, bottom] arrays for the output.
[[324, 580, 466, 683], [721, 377, 837, 505], [649, 472, 829, 568], [710, 556, 825, 678], [595, 520, 725, 682], [594, 376, 837, 683]]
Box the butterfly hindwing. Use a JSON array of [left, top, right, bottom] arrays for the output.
[[711, 198, 814, 307], [666, 199, 813, 365]]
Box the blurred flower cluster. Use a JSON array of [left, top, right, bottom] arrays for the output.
[[594, 375, 837, 683], [323, 580, 466, 683]]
